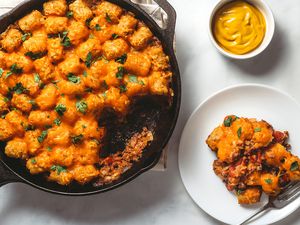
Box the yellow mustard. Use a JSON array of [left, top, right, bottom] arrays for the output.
[[213, 1, 266, 55]]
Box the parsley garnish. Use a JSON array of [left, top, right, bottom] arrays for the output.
[[47, 146, 52, 152], [85, 18, 92, 28], [0, 68, 3, 77], [237, 127, 242, 139], [128, 75, 138, 83], [83, 71, 88, 77], [3, 97, 9, 103], [54, 118, 61, 126], [37, 130, 48, 143], [71, 134, 84, 144], [116, 67, 124, 79], [5, 71, 13, 79], [25, 51, 46, 60], [290, 161, 299, 171], [34, 73, 41, 83], [21, 32, 31, 42], [85, 52, 93, 68], [67, 73, 80, 84], [115, 54, 127, 64], [50, 165, 67, 175], [119, 84, 127, 93], [265, 178, 272, 184], [105, 13, 112, 23], [31, 158, 37, 164], [254, 127, 262, 133], [95, 24, 101, 31], [55, 104, 67, 116], [112, 33, 119, 39], [76, 100, 88, 114], [59, 31, 71, 47], [10, 63, 23, 74], [224, 117, 235, 127], [66, 11, 73, 18], [12, 83, 27, 94]]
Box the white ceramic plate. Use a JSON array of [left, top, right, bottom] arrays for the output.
[[178, 84, 300, 225]]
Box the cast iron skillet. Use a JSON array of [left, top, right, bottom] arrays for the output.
[[0, 0, 181, 195]]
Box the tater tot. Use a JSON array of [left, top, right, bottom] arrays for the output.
[[76, 38, 102, 61], [69, 0, 93, 23], [44, 16, 68, 34], [43, 0, 67, 16], [74, 140, 100, 165], [71, 165, 99, 184], [115, 14, 138, 37], [29, 151, 53, 172], [52, 146, 75, 167], [5, 138, 28, 159], [56, 96, 79, 124], [18, 74, 40, 96], [145, 45, 170, 71], [48, 170, 73, 185], [100, 61, 121, 87], [35, 84, 58, 110], [93, 1, 123, 23], [105, 87, 130, 114], [6, 53, 34, 73], [124, 52, 151, 77], [73, 116, 105, 140], [28, 111, 56, 127], [23, 32, 48, 54], [11, 93, 32, 113], [68, 20, 89, 46], [129, 26, 153, 49], [148, 71, 171, 95], [0, 118, 15, 141], [124, 75, 148, 97], [102, 38, 129, 60], [18, 10, 44, 32], [47, 38, 64, 62], [46, 125, 70, 146], [58, 54, 83, 76], [0, 51, 6, 68], [5, 110, 28, 135], [57, 78, 85, 96], [33, 56, 55, 81], [90, 16, 114, 44], [24, 130, 42, 155], [0, 28, 23, 52], [85, 93, 105, 113]]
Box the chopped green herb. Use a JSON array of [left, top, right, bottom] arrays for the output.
[[89, 33, 95, 39], [83, 71, 88, 77], [237, 190, 244, 196], [95, 24, 101, 31], [224, 117, 233, 127], [254, 127, 262, 133], [85, 18, 92, 27], [34, 73, 41, 83], [128, 75, 138, 83], [38, 130, 48, 143], [115, 54, 127, 64], [119, 84, 127, 93], [50, 165, 67, 175], [237, 127, 242, 139], [24, 124, 35, 131], [3, 97, 9, 103], [12, 83, 27, 94], [0, 68, 3, 77], [47, 146, 52, 152], [85, 87, 93, 93], [112, 33, 119, 39], [76, 100, 88, 114], [66, 11, 73, 18], [21, 32, 31, 42], [55, 104, 67, 116], [54, 118, 61, 126], [67, 73, 80, 84], [116, 67, 124, 79], [29, 99, 36, 105], [10, 63, 23, 74], [85, 52, 93, 68], [60, 31, 71, 47], [105, 13, 112, 23], [82, 124, 87, 129], [265, 178, 272, 184], [290, 161, 299, 171], [71, 134, 84, 144], [25, 51, 46, 60], [31, 158, 37, 164], [5, 71, 13, 79]]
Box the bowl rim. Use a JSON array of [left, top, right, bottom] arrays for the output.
[[208, 0, 275, 60]]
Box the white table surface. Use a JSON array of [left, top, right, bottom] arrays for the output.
[[0, 0, 300, 225]]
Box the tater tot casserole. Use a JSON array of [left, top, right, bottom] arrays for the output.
[[0, 0, 174, 186], [206, 116, 300, 204]]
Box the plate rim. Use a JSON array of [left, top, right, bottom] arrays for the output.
[[178, 83, 300, 224]]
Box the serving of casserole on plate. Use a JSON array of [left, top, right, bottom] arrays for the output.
[[0, 0, 177, 187]]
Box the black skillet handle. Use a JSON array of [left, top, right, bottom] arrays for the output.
[[0, 161, 21, 187], [152, 0, 177, 50]]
